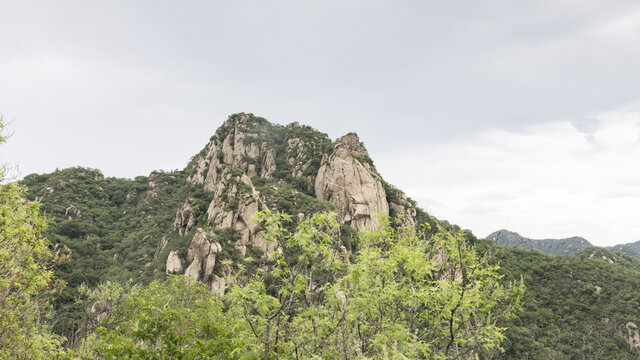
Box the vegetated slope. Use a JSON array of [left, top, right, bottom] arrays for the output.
[[20, 167, 208, 340], [487, 229, 640, 260], [20, 113, 441, 342], [486, 229, 592, 255], [490, 244, 640, 359], [608, 241, 640, 259]]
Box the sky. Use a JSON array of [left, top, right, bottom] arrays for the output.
[[1, 0, 640, 246]]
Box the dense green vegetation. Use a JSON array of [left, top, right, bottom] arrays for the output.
[[0, 124, 67, 358], [65, 211, 523, 359], [486, 229, 592, 255], [19, 167, 210, 342], [487, 244, 640, 359]]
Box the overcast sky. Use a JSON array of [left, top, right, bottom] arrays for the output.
[[1, 0, 640, 246]]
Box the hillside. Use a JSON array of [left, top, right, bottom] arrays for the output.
[[486, 229, 592, 255], [16, 113, 640, 358], [490, 244, 640, 359], [486, 229, 640, 260], [21, 113, 439, 342], [608, 241, 640, 259]]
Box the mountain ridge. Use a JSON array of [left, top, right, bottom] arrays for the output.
[[486, 228, 640, 259]]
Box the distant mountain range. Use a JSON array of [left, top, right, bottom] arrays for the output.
[[486, 229, 640, 258]]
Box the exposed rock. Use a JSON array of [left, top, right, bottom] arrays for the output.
[[89, 299, 115, 327], [188, 114, 275, 189], [174, 198, 196, 236], [261, 148, 277, 178], [184, 228, 222, 282], [250, 232, 281, 260], [65, 204, 81, 219], [154, 236, 169, 259], [389, 192, 417, 227], [315, 133, 389, 231], [210, 275, 226, 296], [595, 285, 602, 294], [287, 137, 311, 178], [602, 255, 615, 263], [626, 322, 640, 352], [205, 166, 265, 255], [165, 251, 183, 274]]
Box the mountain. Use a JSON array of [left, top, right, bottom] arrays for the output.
[[20, 113, 436, 341], [485, 229, 592, 255], [18, 113, 640, 358], [486, 229, 640, 260], [608, 240, 640, 259], [492, 244, 640, 359]]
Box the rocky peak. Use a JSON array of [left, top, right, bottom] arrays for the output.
[[335, 133, 370, 160], [171, 114, 410, 288], [315, 133, 389, 231], [187, 113, 275, 187]]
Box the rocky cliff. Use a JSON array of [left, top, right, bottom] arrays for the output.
[[165, 113, 420, 293], [314, 133, 389, 231]]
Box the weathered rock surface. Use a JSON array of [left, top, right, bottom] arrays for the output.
[[315, 133, 389, 231], [174, 198, 196, 236], [261, 148, 276, 179], [205, 167, 263, 254], [165, 250, 183, 274], [626, 322, 640, 353], [65, 204, 81, 219], [210, 275, 226, 296], [154, 236, 169, 260], [184, 228, 222, 284], [389, 192, 417, 227], [188, 114, 274, 189]]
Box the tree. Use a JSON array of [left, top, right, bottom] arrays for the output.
[[72, 277, 235, 359], [0, 120, 67, 358], [73, 209, 523, 359], [227, 211, 525, 359]]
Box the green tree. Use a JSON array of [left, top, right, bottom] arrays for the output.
[[228, 211, 525, 359], [0, 120, 67, 358], [73, 276, 235, 359], [74, 210, 523, 359]]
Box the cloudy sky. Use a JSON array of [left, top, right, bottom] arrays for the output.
[[1, 0, 639, 246]]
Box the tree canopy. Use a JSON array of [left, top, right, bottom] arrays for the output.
[[72, 211, 523, 359]]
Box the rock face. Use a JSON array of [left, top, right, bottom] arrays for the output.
[[174, 198, 196, 236], [65, 204, 82, 219], [315, 133, 389, 231], [165, 250, 183, 274], [172, 114, 411, 291], [184, 229, 223, 289], [626, 322, 640, 353], [205, 166, 263, 256], [188, 114, 275, 188], [389, 192, 417, 227]]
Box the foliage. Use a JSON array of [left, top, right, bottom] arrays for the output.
[[226, 211, 524, 359], [69, 211, 522, 359], [0, 123, 68, 358], [72, 277, 234, 359], [486, 229, 592, 255], [485, 244, 640, 359], [19, 167, 213, 342]]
